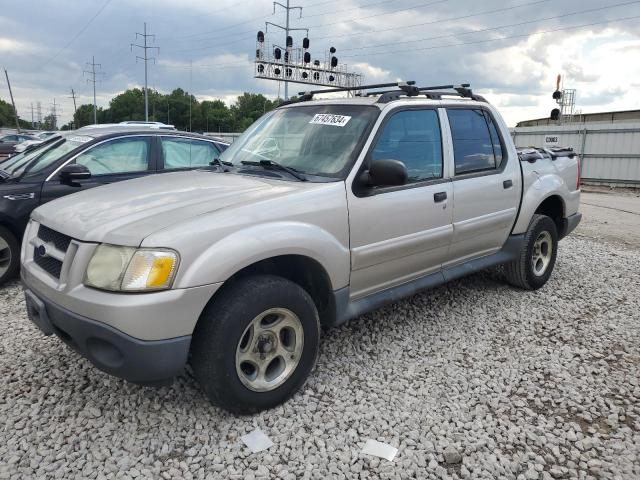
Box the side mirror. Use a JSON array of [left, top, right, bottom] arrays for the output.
[[364, 159, 407, 188], [59, 164, 91, 184]]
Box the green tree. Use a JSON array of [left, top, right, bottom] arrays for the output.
[[200, 100, 232, 133], [109, 88, 146, 122], [230, 93, 275, 131]]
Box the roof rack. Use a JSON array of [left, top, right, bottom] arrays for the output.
[[291, 81, 486, 105]]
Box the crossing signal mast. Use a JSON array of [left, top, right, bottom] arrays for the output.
[[550, 74, 576, 124], [255, 2, 363, 99]]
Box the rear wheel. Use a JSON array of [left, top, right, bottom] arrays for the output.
[[504, 214, 558, 290], [0, 226, 19, 285], [191, 274, 320, 414]]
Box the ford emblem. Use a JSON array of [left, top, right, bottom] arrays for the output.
[[37, 245, 47, 257]]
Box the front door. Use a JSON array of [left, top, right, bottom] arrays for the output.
[[445, 108, 520, 265], [347, 108, 453, 299], [40, 136, 154, 205]]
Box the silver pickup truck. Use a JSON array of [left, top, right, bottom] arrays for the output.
[[20, 83, 581, 413]]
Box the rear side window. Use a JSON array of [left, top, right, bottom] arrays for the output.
[[162, 137, 220, 170], [448, 109, 501, 174], [371, 109, 443, 183], [74, 137, 150, 175]]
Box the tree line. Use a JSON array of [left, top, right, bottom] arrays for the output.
[[1, 89, 280, 133]]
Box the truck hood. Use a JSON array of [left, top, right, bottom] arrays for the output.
[[32, 171, 316, 245]]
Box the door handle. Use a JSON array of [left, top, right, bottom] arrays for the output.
[[503, 179, 513, 189], [433, 191, 447, 203]]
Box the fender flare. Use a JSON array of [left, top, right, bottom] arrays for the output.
[[175, 221, 350, 290]]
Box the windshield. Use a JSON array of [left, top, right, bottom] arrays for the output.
[[1, 136, 90, 178], [219, 104, 379, 178]]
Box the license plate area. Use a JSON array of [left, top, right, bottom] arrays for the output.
[[24, 290, 54, 336]]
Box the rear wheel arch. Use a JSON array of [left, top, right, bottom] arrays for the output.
[[534, 195, 565, 236]]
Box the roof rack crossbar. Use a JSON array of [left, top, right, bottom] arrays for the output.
[[298, 81, 415, 97]]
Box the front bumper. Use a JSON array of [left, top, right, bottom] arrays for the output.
[[23, 288, 191, 384]]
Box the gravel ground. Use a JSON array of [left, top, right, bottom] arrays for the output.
[[1, 233, 639, 479]]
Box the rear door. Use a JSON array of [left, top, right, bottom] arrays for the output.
[[445, 107, 520, 265], [40, 135, 154, 205], [159, 136, 221, 171]]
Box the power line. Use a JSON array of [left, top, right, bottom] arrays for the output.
[[43, 0, 113, 68], [131, 22, 159, 121], [166, 0, 450, 49], [301, 0, 404, 19], [339, 13, 640, 58], [339, 0, 640, 53], [311, 0, 551, 41]]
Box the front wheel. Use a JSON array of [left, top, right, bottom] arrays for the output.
[[504, 214, 558, 290], [0, 226, 19, 286], [191, 274, 320, 414]]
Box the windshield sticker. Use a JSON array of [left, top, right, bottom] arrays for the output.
[[67, 136, 93, 143], [309, 114, 352, 127]]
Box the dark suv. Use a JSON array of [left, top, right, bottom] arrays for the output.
[[0, 127, 229, 284]]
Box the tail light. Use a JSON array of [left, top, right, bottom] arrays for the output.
[[576, 156, 581, 190]]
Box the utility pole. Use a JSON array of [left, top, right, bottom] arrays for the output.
[[84, 56, 103, 125], [36, 102, 42, 129], [4, 69, 21, 132], [189, 60, 192, 132], [268, 1, 304, 100], [167, 99, 170, 124], [49, 99, 61, 130], [131, 22, 158, 122], [69, 88, 78, 129], [31, 103, 35, 129]]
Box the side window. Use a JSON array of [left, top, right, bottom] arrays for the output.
[[447, 109, 498, 175], [485, 112, 504, 168], [4, 135, 18, 142], [74, 137, 150, 175], [371, 109, 443, 183], [161, 138, 219, 170]]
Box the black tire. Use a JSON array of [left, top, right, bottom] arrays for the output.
[[191, 274, 320, 414], [0, 226, 19, 285], [504, 214, 558, 290]]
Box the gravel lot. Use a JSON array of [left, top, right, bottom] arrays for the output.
[[1, 195, 639, 479]]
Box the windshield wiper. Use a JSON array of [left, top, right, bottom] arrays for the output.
[[209, 158, 234, 172], [240, 159, 307, 181], [0, 170, 11, 182]]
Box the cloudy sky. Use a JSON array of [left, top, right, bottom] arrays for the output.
[[1, 0, 639, 126]]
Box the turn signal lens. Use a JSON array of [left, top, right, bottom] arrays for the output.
[[121, 250, 178, 291]]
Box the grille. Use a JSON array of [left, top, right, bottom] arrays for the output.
[[38, 225, 72, 252], [33, 247, 63, 278]]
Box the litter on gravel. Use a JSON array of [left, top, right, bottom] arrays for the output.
[[361, 439, 398, 461], [241, 428, 274, 453]]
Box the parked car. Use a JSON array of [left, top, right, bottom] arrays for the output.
[[21, 82, 581, 414], [0, 133, 39, 161], [119, 121, 176, 130], [78, 121, 176, 131], [13, 132, 59, 154], [0, 127, 226, 284]]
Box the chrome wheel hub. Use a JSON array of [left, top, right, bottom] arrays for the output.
[[532, 231, 553, 277], [235, 308, 304, 392]]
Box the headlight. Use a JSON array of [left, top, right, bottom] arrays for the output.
[[84, 245, 179, 292]]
